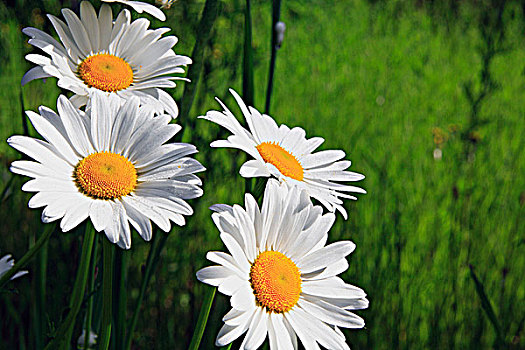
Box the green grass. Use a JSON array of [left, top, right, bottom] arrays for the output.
[[1, 0, 524, 349]]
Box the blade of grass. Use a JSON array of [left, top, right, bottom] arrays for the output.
[[188, 286, 216, 350]]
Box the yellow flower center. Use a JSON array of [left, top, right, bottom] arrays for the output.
[[74, 152, 137, 200], [78, 53, 133, 92], [256, 142, 304, 181], [250, 251, 301, 313]]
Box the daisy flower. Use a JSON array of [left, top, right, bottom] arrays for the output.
[[200, 89, 366, 219], [102, 0, 166, 21], [22, 1, 191, 117], [8, 92, 204, 249], [197, 179, 368, 349], [0, 254, 28, 281]]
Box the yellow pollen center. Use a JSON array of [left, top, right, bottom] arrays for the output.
[[78, 53, 133, 92], [256, 142, 304, 181], [74, 152, 137, 200], [250, 251, 301, 313]]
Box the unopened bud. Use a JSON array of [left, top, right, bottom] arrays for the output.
[[275, 21, 286, 49]]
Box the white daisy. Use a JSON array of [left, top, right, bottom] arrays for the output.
[[197, 179, 368, 350], [102, 0, 166, 21], [199, 89, 366, 219], [22, 1, 191, 117], [0, 254, 28, 281], [8, 92, 205, 249]]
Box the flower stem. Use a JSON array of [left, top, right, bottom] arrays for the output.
[[188, 286, 216, 350], [98, 238, 114, 350], [265, 0, 282, 114], [124, 231, 168, 350], [44, 222, 95, 350], [0, 223, 55, 289], [243, 0, 254, 107], [84, 235, 99, 350], [33, 233, 48, 350], [113, 248, 128, 350], [179, 0, 220, 127]]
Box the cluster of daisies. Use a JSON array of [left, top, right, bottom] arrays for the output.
[[12, 0, 203, 250], [196, 90, 369, 349], [5, 0, 369, 348]]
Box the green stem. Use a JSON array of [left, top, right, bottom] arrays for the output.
[[124, 231, 168, 350], [179, 0, 220, 126], [265, 0, 282, 114], [188, 286, 216, 350], [44, 222, 96, 350], [0, 223, 55, 289], [20, 89, 29, 137], [0, 174, 15, 202], [113, 248, 128, 350], [469, 264, 505, 347], [84, 236, 99, 350], [33, 234, 48, 350], [98, 238, 114, 350], [243, 0, 254, 106]]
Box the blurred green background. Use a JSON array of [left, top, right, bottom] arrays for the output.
[[1, 0, 524, 349]]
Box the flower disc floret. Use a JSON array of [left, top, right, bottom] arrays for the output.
[[250, 251, 301, 313], [78, 54, 134, 92], [256, 142, 304, 181], [74, 151, 137, 200]]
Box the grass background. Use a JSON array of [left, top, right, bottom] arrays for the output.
[[1, 0, 524, 349]]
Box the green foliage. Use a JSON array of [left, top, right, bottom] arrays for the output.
[[1, 0, 524, 349]]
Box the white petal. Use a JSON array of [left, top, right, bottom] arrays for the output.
[[287, 308, 349, 350], [302, 277, 366, 299], [206, 251, 246, 279], [239, 308, 267, 350], [98, 4, 113, 50], [215, 311, 253, 347], [268, 313, 294, 350], [61, 8, 92, 56], [80, 1, 100, 52], [287, 213, 334, 260], [116, 0, 166, 21], [301, 150, 346, 169], [239, 159, 271, 178], [121, 197, 153, 241], [60, 197, 91, 232], [196, 266, 233, 286], [89, 200, 111, 232], [221, 233, 251, 273], [21, 66, 51, 85], [231, 282, 256, 311], [296, 241, 356, 274], [218, 275, 245, 296], [57, 95, 93, 155], [298, 297, 365, 329]]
